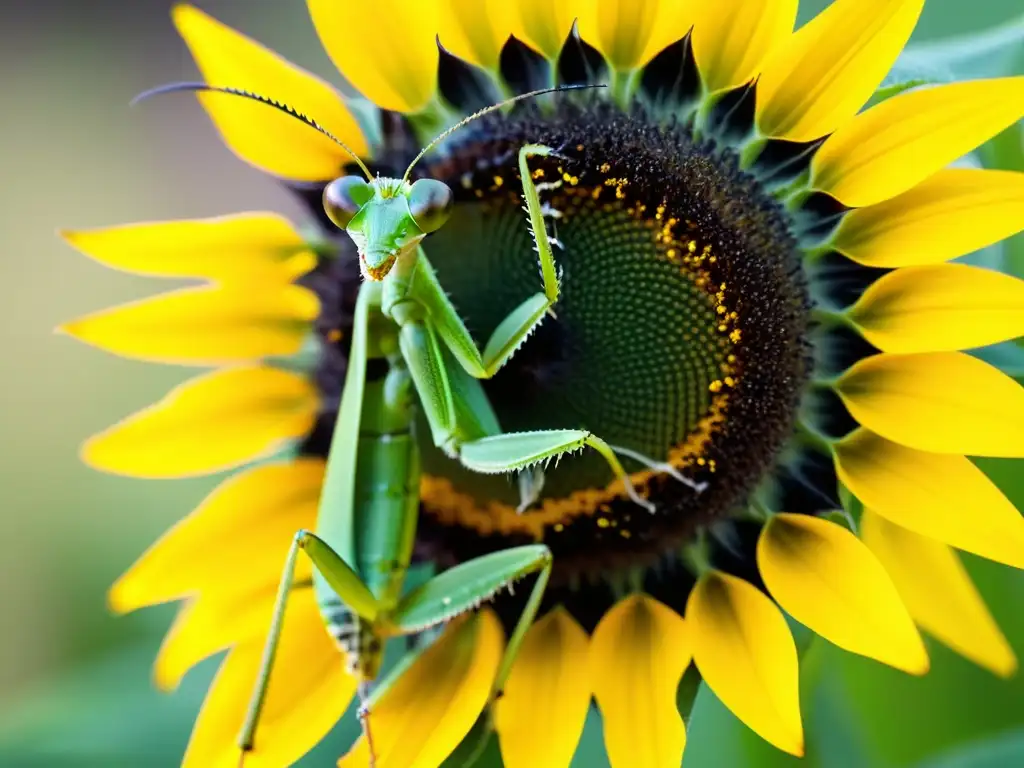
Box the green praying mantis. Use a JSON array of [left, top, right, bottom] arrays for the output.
[[136, 81, 702, 766]]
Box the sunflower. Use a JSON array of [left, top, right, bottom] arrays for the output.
[[61, 0, 1024, 766]]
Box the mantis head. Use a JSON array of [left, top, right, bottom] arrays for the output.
[[323, 176, 453, 281]]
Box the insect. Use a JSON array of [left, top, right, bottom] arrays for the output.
[[135, 82, 683, 766]]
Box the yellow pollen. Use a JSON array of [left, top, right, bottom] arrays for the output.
[[326, 329, 343, 342]]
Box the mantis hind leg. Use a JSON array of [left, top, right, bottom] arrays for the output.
[[235, 533, 303, 760], [236, 530, 382, 764], [356, 681, 377, 768]]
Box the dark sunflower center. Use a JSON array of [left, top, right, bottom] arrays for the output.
[[307, 100, 811, 585], [421, 159, 728, 500]]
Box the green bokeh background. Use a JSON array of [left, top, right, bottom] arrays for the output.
[[0, 1, 1021, 766]]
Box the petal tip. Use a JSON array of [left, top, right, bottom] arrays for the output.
[[106, 582, 134, 615], [170, 2, 200, 26], [995, 650, 1019, 679], [901, 644, 931, 677], [152, 660, 182, 692], [774, 727, 805, 758], [79, 433, 115, 473], [56, 319, 86, 342]]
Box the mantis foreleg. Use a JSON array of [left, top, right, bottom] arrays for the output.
[[410, 144, 563, 379]]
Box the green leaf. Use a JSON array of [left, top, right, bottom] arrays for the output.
[[866, 14, 1024, 109], [865, 63, 948, 109], [912, 729, 1024, 768], [972, 340, 1024, 379], [896, 14, 1024, 81]]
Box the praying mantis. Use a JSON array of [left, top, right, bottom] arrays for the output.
[[136, 83, 685, 766]]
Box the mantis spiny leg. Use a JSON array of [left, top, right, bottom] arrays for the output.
[[410, 144, 564, 379], [389, 545, 554, 761]]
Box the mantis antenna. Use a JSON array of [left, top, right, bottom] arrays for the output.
[[131, 82, 375, 181], [401, 84, 606, 184]]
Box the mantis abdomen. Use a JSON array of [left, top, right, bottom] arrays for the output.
[[315, 348, 420, 681]]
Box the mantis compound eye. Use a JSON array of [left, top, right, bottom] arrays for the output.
[[408, 179, 453, 234], [323, 176, 372, 230]]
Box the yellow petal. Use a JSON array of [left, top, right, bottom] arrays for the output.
[[758, 513, 928, 674], [835, 429, 1024, 569], [83, 367, 318, 478], [850, 264, 1024, 353], [339, 610, 503, 768], [687, 571, 804, 757], [578, 0, 689, 73], [692, 0, 797, 94], [110, 459, 322, 612], [861, 510, 1018, 678], [812, 77, 1024, 207], [182, 587, 355, 768], [757, 0, 924, 141], [307, 0, 439, 113], [836, 352, 1024, 457], [155, 589, 277, 691], [173, 4, 367, 181], [436, 0, 517, 71], [60, 214, 315, 283], [833, 169, 1024, 268], [510, 0, 585, 60], [59, 284, 319, 365], [589, 595, 690, 768], [495, 608, 591, 768]]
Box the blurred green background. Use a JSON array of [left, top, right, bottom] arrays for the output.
[[0, 1, 1022, 766]]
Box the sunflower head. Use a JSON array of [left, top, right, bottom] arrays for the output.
[[58, 1, 1024, 767]]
